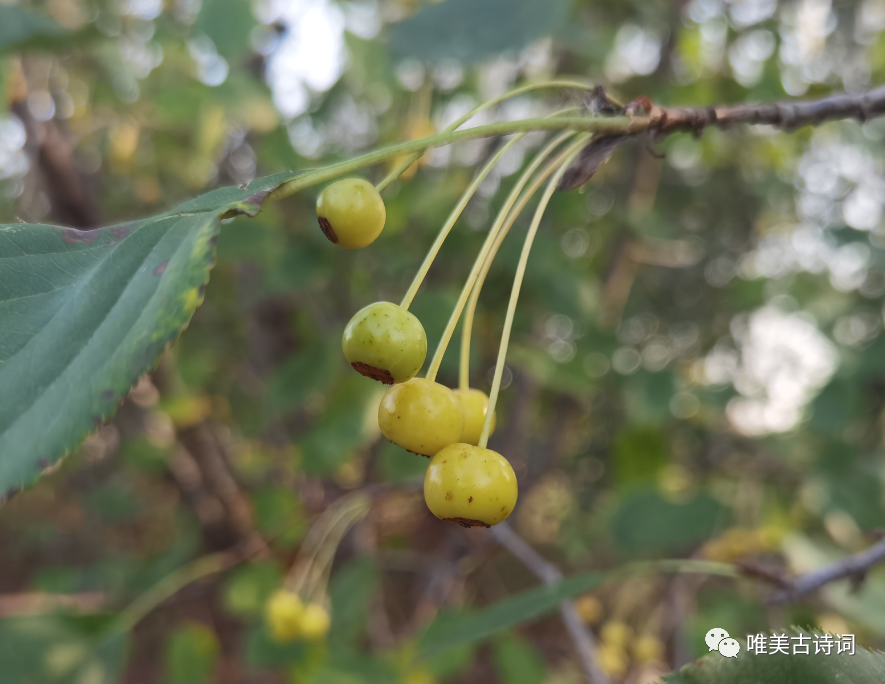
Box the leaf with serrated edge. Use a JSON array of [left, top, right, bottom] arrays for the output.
[[0, 171, 302, 498], [660, 628, 885, 684]]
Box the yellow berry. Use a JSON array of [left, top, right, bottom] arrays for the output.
[[343, 302, 427, 384], [300, 602, 331, 641], [597, 644, 628, 678], [378, 378, 463, 456], [574, 594, 604, 625], [454, 388, 496, 446], [632, 634, 664, 663], [424, 443, 517, 528], [264, 590, 304, 643], [601, 621, 634, 648], [316, 178, 386, 249]]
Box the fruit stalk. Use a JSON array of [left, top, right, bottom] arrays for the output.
[[424, 128, 578, 383], [265, 115, 642, 204], [374, 80, 593, 193], [398, 132, 527, 311], [479, 135, 590, 448]]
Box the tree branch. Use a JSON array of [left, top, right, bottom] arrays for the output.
[[490, 522, 610, 684], [560, 84, 885, 189], [767, 536, 885, 603]]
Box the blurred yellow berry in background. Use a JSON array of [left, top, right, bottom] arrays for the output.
[[601, 620, 634, 648], [264, 590, 304, 643], [632, 634, 665, 663], [574, 594, 604, 625], [597, 643, 629, 678], [300, 602, 332, 641]]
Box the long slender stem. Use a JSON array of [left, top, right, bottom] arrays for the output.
[[375, 80, 594, 193], [287, 493, 370, 596], [426, 130, 578, 384], [456, 130, 578, 390], [264, 116, 640, 205], [399, 134, 524, 311], [478, 136, 589, 448]]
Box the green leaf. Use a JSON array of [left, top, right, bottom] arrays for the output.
[[609, 487, 726, 556], [659, 628, 885, 684], [0, 171, 300, 497], [390, 0, 572, 64], [329, 558, 379, 650], [165, 623, 220, 684], [196, 0, 258, 59], [0, 5, 67, 53], [417, 571, 605, 658], [0, 615, 127, 684], [492, 633, 547, 684]]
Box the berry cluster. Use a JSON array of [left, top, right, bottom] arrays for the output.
[[265, 590, 331, 643], [314, 94, 591, 527]]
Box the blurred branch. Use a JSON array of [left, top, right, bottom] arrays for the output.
[[0, 592, 108, 618], [765, 536, 885, 603], [490, 522, 610, 684]]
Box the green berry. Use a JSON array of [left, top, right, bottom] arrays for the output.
[[316, 178, 386, 249], [454, 388, 496, 446], [343, 302, 427, 384], [424, 443, 517, 528], [378, 378, 463, 456], [300, 603, 331, 641]]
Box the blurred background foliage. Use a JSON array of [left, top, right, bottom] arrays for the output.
[[3, 0, 885, 682]]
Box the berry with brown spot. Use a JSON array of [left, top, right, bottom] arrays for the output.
[[342, 302, 427, 384], [316, 178, 386, 249]]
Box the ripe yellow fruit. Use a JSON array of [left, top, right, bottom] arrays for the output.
[[300, 602, 332, 641], [378, 378, 463, 456], [601, 621, 634, 647], [454, 388, 496, 446], [424, 443, 518, 527], [316, 178, 386, 249], [597, 644, 628, 678], [264, 590, 304, 643], [632, 634, 664, 663], [342, 302, 427, 384], [574, 594, 604, 625]]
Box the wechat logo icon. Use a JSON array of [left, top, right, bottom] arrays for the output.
[[706, 628, 741, 658]]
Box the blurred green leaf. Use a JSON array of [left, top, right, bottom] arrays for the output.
[[379, 441, 428, 482], [609, 487, 725, 555], [390, 0, 572, 64], [299, 375, 381, 476], [196, 0, 258, 59], [0, 615, 126, 684], [659, 628, 885, 684], [222, 561, 284, 619], [611, 426, 669, 488], [165, 623, 219, 684], [418, 571, 604, 658], [329, 558, 379, 650], [267, 340, 340, 414], [0, 172, 299, 496], [492, 633, 546, 684], [0, 5, 67, 53], [252, 486, 306, 548]]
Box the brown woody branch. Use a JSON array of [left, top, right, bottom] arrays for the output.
[[490, 522, 610, 684], [766, 536, 885, 604], [560, 84, 885, 190]]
